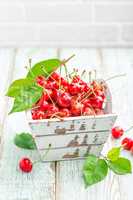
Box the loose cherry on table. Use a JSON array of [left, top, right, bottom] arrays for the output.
[[19, 157, 33, 173], [111, 126, 124, 139], [121, 137, 133, 150]]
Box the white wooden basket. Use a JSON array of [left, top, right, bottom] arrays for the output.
[[26, 81, 117, 161]]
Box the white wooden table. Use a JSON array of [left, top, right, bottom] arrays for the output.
[[0, 48, 133, 200]]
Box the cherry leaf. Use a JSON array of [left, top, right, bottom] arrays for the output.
[[108, 157, 132, 175], [26, 59, 62, 79], [107, 147, 121, 161], [14, 133, 37, 150], [83, 155, 108, 187], [9, 83, 43, 114]]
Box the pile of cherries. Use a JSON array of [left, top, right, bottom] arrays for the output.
[[31, 71, 106, 120]]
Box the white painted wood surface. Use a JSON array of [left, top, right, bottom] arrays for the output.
[[0, 48, 133, 199]]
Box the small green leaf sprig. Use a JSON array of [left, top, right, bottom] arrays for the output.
[[83, 147, 132, 187], [6, 55, 75, 114]]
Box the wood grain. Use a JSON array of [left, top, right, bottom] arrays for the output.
[[0, 48, 58, 200], [0, 48, 133, 200]]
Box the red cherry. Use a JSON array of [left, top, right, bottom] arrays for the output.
[[32, 109, 45, 120], [89, 96, 104, 109], [45, 81, 59, 89], [36, 90, 52, 105], [112, 126, 124, 139], [91, 80, 103, 91], [49, 72, 60, 81], [51, 89, 59, 100], [82, 99, 91, 107], [95, 108, 104, 115], [122, 137, 133, 150], [82, 84, 91, 93], [36, 76, 45, 86], [57, 92, 71, 108], [68, 83, 81, 95], [61, 78, 69, 87], [95, 90, 105, 100], [46, 104, 59, 118], [40, 100, 49, 111], [72, 75, 84, 85], [72, 75, 81, 83], [59, 108, 71, 118], [71, 102, 84, 116], [83, 106, 94, 116], [19, 157, 33, 173]]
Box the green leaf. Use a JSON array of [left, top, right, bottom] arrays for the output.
[[108, 157, 132, 175], [26, 59, 62, 79], [83, 155, 108, 187], [107, 147, 121, 162], [6, 79, 36, 97], [14, 133, 37, 150], [9, 83, 43, 113]]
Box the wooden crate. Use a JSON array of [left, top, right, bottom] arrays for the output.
[[27, 81, 117, 161]]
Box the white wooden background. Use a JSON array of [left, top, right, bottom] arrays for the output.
[[0, 48, 133, 200]]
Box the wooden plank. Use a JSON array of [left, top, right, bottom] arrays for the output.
[[56, 48, 108, 200], [56, 48, 133, 200], [0, 48, 57, 200], [102, 48, 133, 200]]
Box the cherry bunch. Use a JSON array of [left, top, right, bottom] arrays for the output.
[[31, 71, 106, 120]]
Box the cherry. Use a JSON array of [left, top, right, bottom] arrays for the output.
[[112, 126, 124, 139], [45, 81, 59, 90], [40, 100, 49, 111], [122, 137, 133, 150], [82, 84, 91, 93], [52, 89, 59, 100], [71, 102, 84, 116], [46, 104, 59, 118], [49, 72, 60, 81], [68, 83, 81, 95], [32, 109, 45, 120], [83, 106, 94, 116], [36, 76, 45, 86], [95, 108, 104, 115], [89, 96, 104, 109], [82, 99, 91, 107], [57, 92, 71, 108], [72, 75, 84, 85], [60, 77, 68, 87], [58, 108, 71, 118], [95, 90, 105, 100], [36, 90, 53, 105], [19, 157, 33, 173], [91, 80, 103, 91]]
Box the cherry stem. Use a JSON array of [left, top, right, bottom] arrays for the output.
[[89, 71, 92, 82], [81, 70, 86, 78], [105, 73, 126, 82], [50, 112, 64, 121], [33, 144, 52, 164], [63, 63, 69, 82], [61, 54, 75, 65], [25, 58, 35, 78]]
